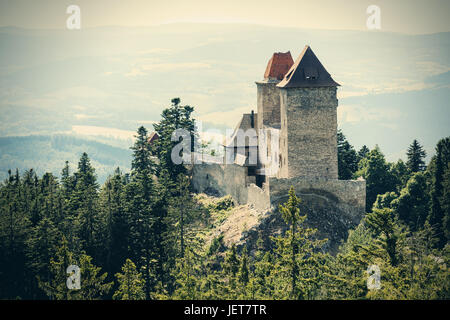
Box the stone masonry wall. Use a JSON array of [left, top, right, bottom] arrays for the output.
[[247, 183, 271, 211], [256, 81, 281, 129], [279, 87, 338, 179], [191, 163, 249, 204], [268, 176, 366, 220]]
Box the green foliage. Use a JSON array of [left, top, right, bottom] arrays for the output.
[[209, 195, 235, 211], [0, 135, 131, 185], [407, 139, 427, 172], [0, 112, 448, 300], [271, 186, 328, 299], [113, 259, 145, 300], [357, 145, 370, 162], [38, 236, 112, 300], [337, 130, 359, 180], [356, 146, 399, 211], [391, 172, 430, 231], [365, 208, 405, 266], [427, 137, 450, 248], [152, 98, 196, 183]]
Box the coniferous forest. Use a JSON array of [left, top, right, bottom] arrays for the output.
[[0, 99, 449, 300]]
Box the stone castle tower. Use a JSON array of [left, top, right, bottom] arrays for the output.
[[191, 46, 366, 250], [259, 46, 340, 180]]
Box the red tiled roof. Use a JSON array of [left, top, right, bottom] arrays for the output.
[[263, 51, 294, 80]]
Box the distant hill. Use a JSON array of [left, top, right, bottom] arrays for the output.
[[0, 135, 131, 184], [0, 23, 449, 170]]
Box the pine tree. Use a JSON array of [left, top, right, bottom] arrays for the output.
[[391, 172, 430, 232], [272, 186, 327, 299], [442, 162, 450, 242], [0, 170, 31, 298], [61, 161, 74, 199], [74, 254, 113, 300], [238, 247, 249, 286], [337, 130, 358, 180], [38, 236, 77, 300], [100, 168, 128, 277], [126, 126, 157, 299], [355, 146, 398, 211], [152, 98, 196, 183], [71, 153, 100, 257], [221, 244, 240, 298], [365, 208, 405, 267], [172, 247, 201, 299], [38, 236, 112, 300], [113, 259, 145, 300], [428, 138, 447, 248], [357, 145, 370, 162], [167, 174, 200, 258], [406, 139, 427, 172], [278, 186, 302, 298], [26, 217, 61, 298]]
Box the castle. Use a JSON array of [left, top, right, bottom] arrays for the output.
[[191, 46, 366, 241]]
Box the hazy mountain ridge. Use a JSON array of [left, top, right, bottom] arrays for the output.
[[0, 134, 131, 184], [0, 23, 449, 172]]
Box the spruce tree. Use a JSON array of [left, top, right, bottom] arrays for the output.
[[238, 247, 249, 286], [0, 170, 31, 298], [100, 168, 128, 277], [406, 139, 427, 172], [337, 130, 358, 180], [74, 254, 113, 300], [428, 139, 447, 248], [126, 126, 157, 298], [357, 145, 370, 162], [113, 259, 145, 300], [37, 236, 77, 300], [355, 146, 397, 211], [71, 153, 100, 257], [391, 172, 430, 231], [152, 98, 196, 183], [272, 186, 327, 299]]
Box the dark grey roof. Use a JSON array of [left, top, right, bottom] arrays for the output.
[[277, 45, 340, 88]]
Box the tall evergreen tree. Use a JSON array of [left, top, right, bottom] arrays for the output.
[[442, 162, 450, 243], [272, 186, 327, 299], [357, 145, 370, 162], [100, 168, 128, 277], [0, 170, 31, 298], [38, 236, 112, 300], [26, 217, 61, 298], [152, 98, 196, 183], [391, 172, 430, 232], [337, 130, 358, 180], [356, 146, 398, 211], [167, 174, 200, 259], [428, 138, 448, 248], [365, 208, 405, 267], [406, 139, 427, 172], [71, 153, 100, 257], [113, 259, 145, 300], [126, 126, 157, 299]]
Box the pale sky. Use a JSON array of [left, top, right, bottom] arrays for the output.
[[0, 0, 449, 34]]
